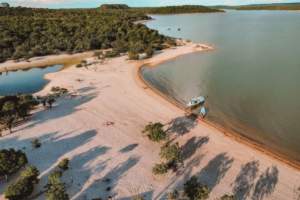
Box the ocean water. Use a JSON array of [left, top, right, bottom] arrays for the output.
[[141, 10, 300, 164], [0, 65, 64, 95]]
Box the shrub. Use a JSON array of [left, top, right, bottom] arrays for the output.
[[66, 49, 72, 55], [145, 46, 155, 57], [45, 171, 69, 200], [152, 43, 165, 50], [0, 148, 28, 176], [183, 176, 210, 200], [21, 165, 40, 182], [75, 63, 82, 68], [142, 122, 168, 142], [4, 177, 34, 200], [93, 51, 103, 59], [167, 189, 180, 200], [166, 37, 177, 46], [217, 194, 237, 200], [159, 142, 181, 163], [152, 163, 168, 175], [31, 137, 41, 148], [48, 171, 62, 185], [128, 51, 139, 60], [45, 183, 69, 200], [187, 39, 191, 43], [58, 158, 69, 170], [51, 86, 69, 97], [104, 50, 120, 58]]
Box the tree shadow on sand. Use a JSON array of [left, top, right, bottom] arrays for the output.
[[14, 91, 99, 132], [198, 152, 234, 191], [181, 136, 209, 161], [118, 144, 139, 153], [67, 145, 112, 199], [252, 165, 279, 200], [165, 113, 198, 142], [0, 129, 98, 196], [231, 160, 260, 200], [73, 156, 141, 200]]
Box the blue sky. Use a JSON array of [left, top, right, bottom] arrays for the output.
[[5, 0, 297, 8]]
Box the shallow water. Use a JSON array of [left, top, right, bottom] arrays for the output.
[[0, 65, 64, 95], [141, 10, 300, 164]]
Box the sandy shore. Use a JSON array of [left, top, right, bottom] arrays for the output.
[[0, 40, 300, 200], [0, 51, 93, 73]]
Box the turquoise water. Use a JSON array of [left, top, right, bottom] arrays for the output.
[[141, 10, 300, 164], [0, 65, 64, 95]]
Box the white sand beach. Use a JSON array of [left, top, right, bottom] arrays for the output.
[[0, 40, 299, 200]]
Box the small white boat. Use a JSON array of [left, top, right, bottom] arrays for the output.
[[167, 27, 170, 30], [200, 107, 206, 118], [187, 96, 205, 107]]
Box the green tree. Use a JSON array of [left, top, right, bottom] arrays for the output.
[[66, 49, 72, 55], [142, 122, 168, 142], [45, 171, 69, 200], [81, 60, 88, 69], [58, 158, 69, 170], [46, 94, 55, 108], [48, 170, 62, 185], [145, 46, 154, 57], [216, 194, 237, 200], [75, 63, 82, 68], [183, 176, 210, 200], [93, 51, 103, 59], [45, 183, 69, 200], [152, 163, 168, 175], [167, 189, 180, 200], [4, 177, 34, 200], [1, 2, 10, 7], [0, 148, 28, 177], [159, 142, 181, 163], [20, 165, 40, 182], [31, 137, 41, 148]]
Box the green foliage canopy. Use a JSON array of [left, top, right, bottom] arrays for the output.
[[58, 158, 69, 170], [142, 122, 168, 142], [0, 7, 163, 62], [152, 163, 169, 175], [20, 165, 40, 182], [184, 176, 210, 200], [4, 177, 34, 200], [0, 94, 39, 132], [159, 142, 181, 163], [0, 148, 28, 176]]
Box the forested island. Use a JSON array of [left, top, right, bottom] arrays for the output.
[[0, 4, 224, 63], [210, 3, 300, 10]]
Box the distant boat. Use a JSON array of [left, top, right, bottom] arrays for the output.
[[200, 107, 206, 118], [167, 27, 170, 30], [187, 96, 205, 107]]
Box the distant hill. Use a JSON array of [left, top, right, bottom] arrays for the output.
[[99, 4, 130, 10], [209, 3, 300, 10]]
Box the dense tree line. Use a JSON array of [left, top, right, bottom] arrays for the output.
[[235, 3, 300, 10], [209, 3, 300, 10], [99, 4, 130, 10], [0, 6, 164, 62], [131, 5, 225, 14]]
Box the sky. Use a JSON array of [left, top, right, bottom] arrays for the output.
[[4, 0, 298, 9]]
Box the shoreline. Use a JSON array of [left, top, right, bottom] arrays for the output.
[[135, 47, 300, 171], [1, 39, 300, 199], [145, 12, 226, 15]]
